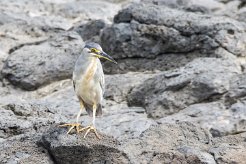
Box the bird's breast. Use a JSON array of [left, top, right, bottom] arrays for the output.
[[77, 58, 102, 105]]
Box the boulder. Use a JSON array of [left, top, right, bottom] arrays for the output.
[[40, 125, 130, 164], [101, 3, 246, 73], [2, 31, 83, 90], [127, 58, 241, 118], [73, 19, 106, 43]]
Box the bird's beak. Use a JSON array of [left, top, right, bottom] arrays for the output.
[[98, 51, 117, 64]]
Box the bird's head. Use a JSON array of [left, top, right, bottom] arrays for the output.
[[83, 42, 117, 64]]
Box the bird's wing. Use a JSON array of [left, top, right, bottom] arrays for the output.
[[72, 71, 77, 91], [99, 72, 105, 94], [96, 62, 105, 94], [72, 80, 76, 90]]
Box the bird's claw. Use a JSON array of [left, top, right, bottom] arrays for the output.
[[59, 123, 82, 134], [79, 125, 101, 139]]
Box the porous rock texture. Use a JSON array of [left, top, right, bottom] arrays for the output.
[[127, 58, 242, 118], [101, 3, 246, 73], [41, 125, 130, 164], [1, 0, 246, 163], [2, 32, 83, 91]]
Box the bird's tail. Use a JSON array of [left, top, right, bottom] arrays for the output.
[[84, 103, 102, 117]]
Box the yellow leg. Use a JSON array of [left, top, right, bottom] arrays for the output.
[[59, 101, 84, 134], [79, 103, 101, 139]]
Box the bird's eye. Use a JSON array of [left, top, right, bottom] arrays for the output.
[[90, 48, 97, 53]]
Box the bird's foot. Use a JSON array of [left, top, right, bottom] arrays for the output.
[[59, 123, 82, 134], [79, 125, 101, 139]]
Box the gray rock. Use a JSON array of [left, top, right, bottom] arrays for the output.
[[40, 125, 130, 164], [237, 7, 246, 23], [158, 101, 246, 137], [141, 0, 190, 9], [81, 106, 156, 141], [39, 121, 216, 164], [209, 133, 246, 164], [53, 0, 122, 22], [0, 0, 122, 29], [0, 0, 125, 73], [226, 73, 246, 105], [102, 52, 203, 74], [0, 135, 53, 164], [213, 1, 245, 20], [141, 0, 224, 14], [2, 31, 83, 90], [31, 82, 79, 119], [101, 3, 246, 73], [121, 122, 214, 163], [0, 22, 52, 54], [0, 102, 66, 139], [104, 72, 156, 103], [0, 51, 8, 80], [128, 58, 241, 118], [73, 19, 106, 43]]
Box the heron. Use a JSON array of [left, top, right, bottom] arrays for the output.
[[60, 42, 117, 139]]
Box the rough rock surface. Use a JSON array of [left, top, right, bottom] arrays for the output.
[[0, 102, 65, 139], [121, 122, 213, 164], [141, 0, 225, 14], [104, 72, 156, 103], [0, 102, 65, 164], [41, 125, 130, 164], [40, 122, 216, 164], [0, 136, 53, 164], [73, 19, 106, 43], [0, 21, 54, 54], [2, 32, 83, 90], [209, 133, 246, 164], [158, 101, 246, 137], [1, 0, 246, 163], [128, 58, 241, 118], [101, 3, 246, 73], [226, 72, 246, 104]]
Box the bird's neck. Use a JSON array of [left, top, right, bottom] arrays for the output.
[[84, 57, 98, 81]]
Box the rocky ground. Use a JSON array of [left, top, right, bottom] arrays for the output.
[[0, 0, 246, 163]]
